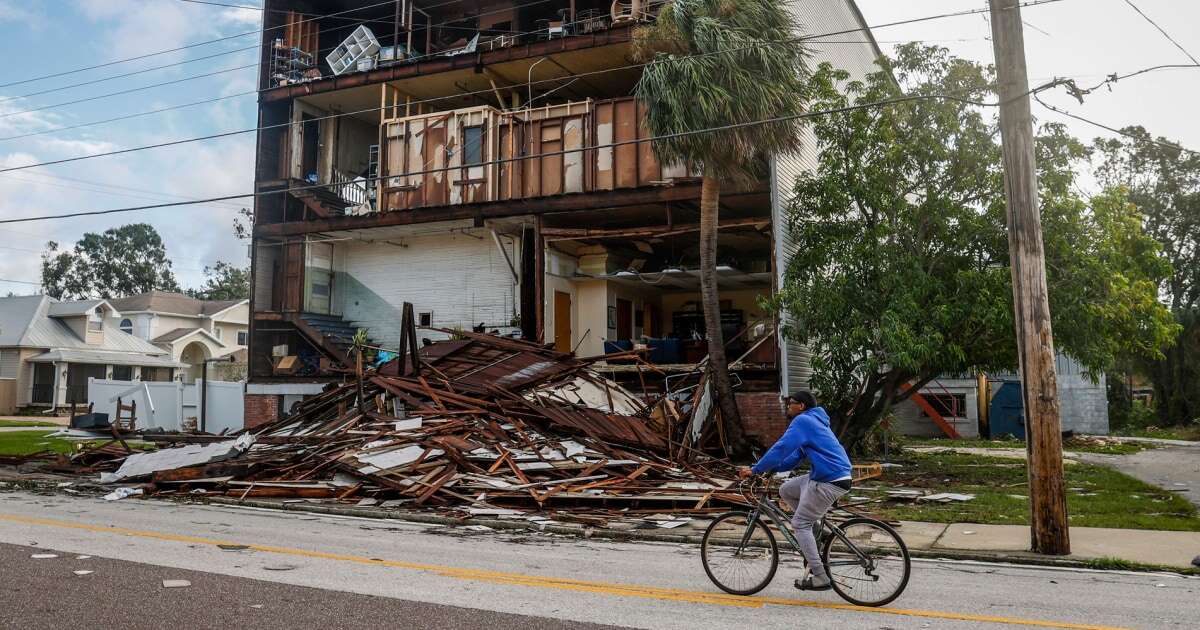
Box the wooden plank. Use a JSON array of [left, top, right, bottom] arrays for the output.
[[255, 183, 771, 237]]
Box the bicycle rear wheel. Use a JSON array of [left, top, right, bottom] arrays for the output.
[[821, 517, 910, 607], [701, 511, 779, 596]]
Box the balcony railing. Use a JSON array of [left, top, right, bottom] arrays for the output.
[[331, 170, 370, 211]]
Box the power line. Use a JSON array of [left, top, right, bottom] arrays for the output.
[[1122, 0, 1200, 66], [173, 0, 263, 9], [1033, 93, 1200, 157], [0, 45, 259, 106], [0, 278, 41, 286], [0, 90, 259, 143], [0, 88, 1058, 226], [0, 0, 1051, 141], [0, 0, 400, 91], [0, 63, 259, 120], [0, 172, 246, 210], [0, 44, 1114, 176], [0, 0, 548, 125], [0, 0, 1075, 176]]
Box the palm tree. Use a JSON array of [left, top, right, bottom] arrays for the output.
[[634, 0, 809, 455]]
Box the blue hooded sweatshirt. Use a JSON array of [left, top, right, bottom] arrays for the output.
[[750, 406, 852, 482]]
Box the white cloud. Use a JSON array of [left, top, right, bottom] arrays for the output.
[[73, 0, 258, 67], [219, 8, 262, 27], [0, 0, 45, 27]]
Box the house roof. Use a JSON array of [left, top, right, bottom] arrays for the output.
[[153, 327, 200, 343], [47, 299, 117, 318], [0, 295, 168, 356], [26, 348, 183, 368], [108, 291, 244, 318], [152, 327, 224, 348]]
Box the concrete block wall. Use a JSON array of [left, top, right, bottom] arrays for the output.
[[1058, 371, 1109, 435]]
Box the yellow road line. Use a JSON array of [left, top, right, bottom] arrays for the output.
[[0, 512, 1125, 630]]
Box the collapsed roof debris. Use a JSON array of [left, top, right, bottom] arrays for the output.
[[52, 331, 751, 524], [10, 321, 882, 527]]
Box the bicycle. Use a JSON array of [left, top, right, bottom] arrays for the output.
[[700, 475, 910, 607]]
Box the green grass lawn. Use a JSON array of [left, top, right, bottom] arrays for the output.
[[0, 419, 61, 428], [859, 451, 1200, 532], [0, 430, 156, 457], [904, 436, 1150, 455], [0, 430, 75, 456]]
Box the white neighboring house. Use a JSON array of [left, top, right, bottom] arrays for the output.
[[106, 291, 249, 383], [0, 295, 183, 413]]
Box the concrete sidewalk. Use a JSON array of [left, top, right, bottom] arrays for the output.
[[897, 520, 1200, 569]]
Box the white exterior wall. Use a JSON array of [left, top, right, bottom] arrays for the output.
[[152, 314, 203, 335], [893, 378, 982, 439], [773, 1, 881, 395], [338, 227, 519, 347]]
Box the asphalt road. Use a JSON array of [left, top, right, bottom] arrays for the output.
[[0, 542, 624, 630], [0, 489, 1196, 630]]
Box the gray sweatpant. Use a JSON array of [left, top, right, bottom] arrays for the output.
[[779, 474, 849, 578]]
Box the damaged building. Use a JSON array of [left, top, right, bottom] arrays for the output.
[[245, 0, 883, 440]]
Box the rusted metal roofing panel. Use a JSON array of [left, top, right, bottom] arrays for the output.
[[529, 404, 666, 450]]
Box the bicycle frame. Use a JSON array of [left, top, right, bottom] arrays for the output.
[[737, 489, 876, 573]]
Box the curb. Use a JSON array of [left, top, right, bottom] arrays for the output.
[[5, 478, 1194, 576], [197, 496, 1183, 574]]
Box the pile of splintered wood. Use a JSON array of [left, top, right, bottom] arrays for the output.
[[141, 331, 747, 524]]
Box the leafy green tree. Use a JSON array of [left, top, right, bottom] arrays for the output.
[[772, 45, 1178, 448], [633, 0, 809, 454], [41, 223, 180, 300], [187, 261, 249, 301], [1095, 129, 1200, 426]]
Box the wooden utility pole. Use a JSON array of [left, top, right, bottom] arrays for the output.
[[988, 0, 1070, 555]]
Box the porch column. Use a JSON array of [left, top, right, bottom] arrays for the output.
[[535, 216, 545, 344], [52, 361, 66, 409]]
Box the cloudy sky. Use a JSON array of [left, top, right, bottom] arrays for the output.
[[0, 0, 259, 295], [0, 0, 1196, 296]]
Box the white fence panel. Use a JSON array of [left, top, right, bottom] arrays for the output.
[[197, 379, 244, 435], [88, 378, 244, 433]]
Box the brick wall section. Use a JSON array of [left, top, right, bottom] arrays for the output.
[[737, 392, 788, 448], [243, 394, 280, 429]]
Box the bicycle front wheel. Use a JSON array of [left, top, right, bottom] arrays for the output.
[[701, 511, 779, 596], [821, 517, 910, 607]]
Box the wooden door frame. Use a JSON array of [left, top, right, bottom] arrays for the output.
[[553, 290, 572, 352]]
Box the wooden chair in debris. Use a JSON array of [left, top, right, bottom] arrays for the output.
[[104, 397, 138, 453]]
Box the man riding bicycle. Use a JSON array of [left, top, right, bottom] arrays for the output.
[[737, 391, 852, 591]]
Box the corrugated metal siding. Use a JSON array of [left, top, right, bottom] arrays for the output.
[[991, 354, 1111, 434], [774, 0, 881, 395], [338, 229, 518, 347]]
